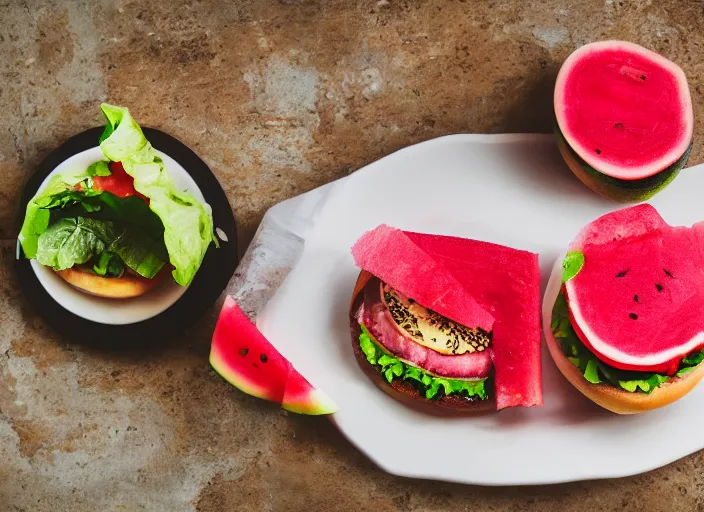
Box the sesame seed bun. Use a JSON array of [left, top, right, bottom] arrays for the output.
[[349, 270, 495, 413], [55, 266, 169, 299], [544, 316, 704, 414]]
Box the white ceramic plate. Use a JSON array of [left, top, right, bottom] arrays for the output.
[[29, 147, 206, 325], [255, 134, 704, 485]]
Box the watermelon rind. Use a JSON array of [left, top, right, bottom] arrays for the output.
[[281, 387, 339, 415], [555, 125, 692, 203], [280, 365, 339, 415]]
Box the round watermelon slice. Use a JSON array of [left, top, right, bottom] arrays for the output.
[[210, 296, 338, 415], [564, 204, 704, 374], [554, 40, 694, 202]]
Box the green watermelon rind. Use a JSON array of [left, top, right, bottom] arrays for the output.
[[281, 385, 339, 415], [555, 125, 693, 203]]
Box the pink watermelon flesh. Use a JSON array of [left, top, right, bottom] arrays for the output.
[[351, 225, 495, 332], [555, 40, 693, 181], [210, 296, 338, 415], [402, 232, 543, 410], [565, 204, 704, 374]]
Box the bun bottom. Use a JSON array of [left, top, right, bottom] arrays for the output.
[[56, 267, 167, 299], [349, 270, 495, 413], [545, 322, 704, 414]]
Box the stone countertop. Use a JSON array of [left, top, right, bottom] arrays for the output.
[[1, 1, 703, 510]]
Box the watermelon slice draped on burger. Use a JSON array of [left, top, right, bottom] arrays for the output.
[[18, 104, 214, 298], [545, 204, 704, 414], [350, 225, 543, 411]]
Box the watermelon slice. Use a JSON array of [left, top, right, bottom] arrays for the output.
[[210, 296, 338, 415], [352, 225, 494, 332], [352, 226, 542, 409], [565, 204, 704, 374], [554, 40, 694, 202]]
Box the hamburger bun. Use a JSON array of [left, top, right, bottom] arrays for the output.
[[349, 270, 495, 412], [56, 266, 169, 299], [545, 319, 704, 414]]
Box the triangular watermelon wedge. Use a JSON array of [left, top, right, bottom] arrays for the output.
[[352, 225, 542, 410], [210, 296, 338, 415]]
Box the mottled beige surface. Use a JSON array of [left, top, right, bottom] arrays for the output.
[[2, 1, 704, 510]]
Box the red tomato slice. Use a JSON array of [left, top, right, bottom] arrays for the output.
[[92, 162, 148, 202]]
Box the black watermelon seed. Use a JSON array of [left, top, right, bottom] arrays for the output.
[[629, 313, 638, 320], [239, 348, 249, 357], [640, 75, 646, 80], [260, 354, 268, 363], [664, 269, 674, 278], [596, 148, 602, 154], [634, 295, 639, 302], [615, 122, 624, 130], [616, 270, 629, 278], [656, 284, 664, 292]]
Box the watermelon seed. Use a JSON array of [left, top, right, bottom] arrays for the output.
[[596, 148, 602, 154], [615, 122, 624, 130], [634, 295, 639, 302], [664, 268, 674, 278], [656, 284, 664, 292], [239, 348, 249, 357], [629, 313, 638, 320], [640, 75, 646, 80], [260, 354, 268, 363], [616, 270, 629, 278]]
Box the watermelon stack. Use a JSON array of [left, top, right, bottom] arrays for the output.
[[554, 40, 694, 202]]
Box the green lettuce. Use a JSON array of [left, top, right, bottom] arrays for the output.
[[22, 185, 169, 279], [36, 217, 115, 270], [93, 251, 125, 277], [562, 251, 585, 282], [35, 215, 166, 279], [18, 104, 213, 287], [551, 292, 704, 394], [18, 167, 106, 259], [98, 103, 213, 286], [359, 324, 487, 400]]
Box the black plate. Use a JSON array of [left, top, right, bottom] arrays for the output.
[[14, 127, 238, 346]]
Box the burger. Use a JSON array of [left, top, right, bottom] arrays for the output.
[[18, 104, 214, 298], [544, 204, 704, 414], [349, 224, 543, 412]]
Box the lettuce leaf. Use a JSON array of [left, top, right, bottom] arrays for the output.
[[93, 251, 124, 277], [36, 217, 115, 270], [551, 291, 704, 394], [35, 215, 166, 279], [18, 168, 103, 258], [359, 324, 487, 400], [562, 251, 585, 282], [98, 103, 213, 286]]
